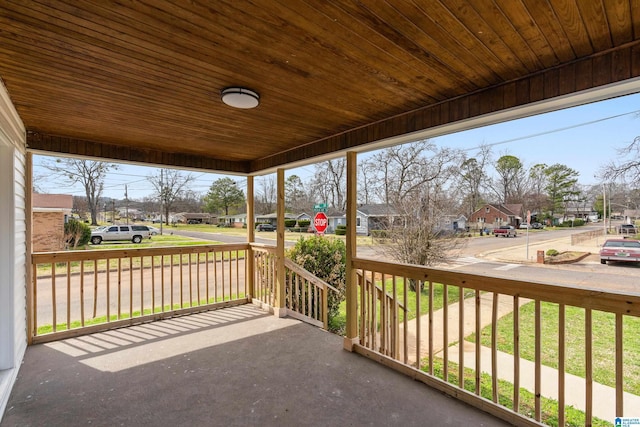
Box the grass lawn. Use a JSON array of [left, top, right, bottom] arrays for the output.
[[425, 358, 610, 427], [472, 301, 640, 395], [333, 281, 474, 333]]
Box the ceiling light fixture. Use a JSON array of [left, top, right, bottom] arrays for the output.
[[221, 87, 260, 109]]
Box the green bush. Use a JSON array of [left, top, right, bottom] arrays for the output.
[[64, 219, 91, 249], [335, 224, 346, 235], [287, 236, 346, 334], [546, 249, 559, 257], [297, 219, 310, 228], [557, 219, 585, 227], [284, 219, 297, 228]]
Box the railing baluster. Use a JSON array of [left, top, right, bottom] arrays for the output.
[[196, 252, 201, 305], [221, 251, 225, 302], [150, 256, 155, 313], [427, 279, 432, 374], [51, 262, 56, 332], [106, 259, 110, 321], [534, 299, 541, 421], [491, 292, 498, 403], [140, 256, 144, 315], [616, 312, 623, 417], [585, 308, 593, 425], [558, 303, 565, 426], [458, 285, 464, 388], [415, 278, 421, 370], [129, 257, 133, 318], [66, 262, 71, 329], [93, 261, 98, 318], [443, 284, 448, 383], [475, 290, 481, 395], [513, 294, 520, 412], [80, 261, 85, 326], [118, 258, 122, 319]]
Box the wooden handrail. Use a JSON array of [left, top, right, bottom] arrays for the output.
[[350, 256, 640, 426], [284, 259, 339, 294]]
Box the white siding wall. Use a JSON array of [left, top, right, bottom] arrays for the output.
[[0, 79, 27, 420]]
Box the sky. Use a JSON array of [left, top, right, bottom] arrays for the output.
[[32, 91, 640, 200]]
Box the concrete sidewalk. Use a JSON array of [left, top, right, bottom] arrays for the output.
[[403, 292, 639, 422]]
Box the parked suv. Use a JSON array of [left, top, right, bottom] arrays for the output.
[[256, 223, 275, 231], [618, 224, 638, 235], [90, 225, 151, 245]]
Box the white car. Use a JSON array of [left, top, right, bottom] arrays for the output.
[[519, 223, 531, 229], [148, 226, 160, 235]]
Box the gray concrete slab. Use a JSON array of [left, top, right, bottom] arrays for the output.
[[2, 305, 509, 427]]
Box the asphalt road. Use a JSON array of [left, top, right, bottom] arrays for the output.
[[170, 226, 640, 294]]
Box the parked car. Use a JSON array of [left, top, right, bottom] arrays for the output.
[[493, 225, 517, 237], [519, 223, 531, 229], [256, 223, 275, 231], [618, 224, 638, 235], [531, 222, 544, 229], [148, 226, 160, 235], [599, 239, 640, 264], [90, 224, 151, 244]]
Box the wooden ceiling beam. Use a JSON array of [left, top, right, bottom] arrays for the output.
[[26, 132, 250, 174]]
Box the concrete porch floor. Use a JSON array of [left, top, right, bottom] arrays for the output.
[[2, 305, 509, 426]]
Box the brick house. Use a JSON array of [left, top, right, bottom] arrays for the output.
[[469, 203, 523, 229], [32, 193, 73, 252]]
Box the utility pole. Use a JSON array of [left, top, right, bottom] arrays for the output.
[[160, 169, 164, 235], [125, 184, 129, 225]]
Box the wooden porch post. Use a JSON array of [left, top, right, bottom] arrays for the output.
[[275, 168, 286, 316], [246, 175, 255, 300], [344, 151, 358, 351], [26, 152, 33, 345]]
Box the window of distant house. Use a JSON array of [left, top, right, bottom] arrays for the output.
[[356, 217, 361, 227], [486, 207, 490, 213]]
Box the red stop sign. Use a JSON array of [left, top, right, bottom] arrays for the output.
[[314, 212, 328, 234]]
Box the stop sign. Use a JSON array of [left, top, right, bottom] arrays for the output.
[[313, 212, 328, 234]]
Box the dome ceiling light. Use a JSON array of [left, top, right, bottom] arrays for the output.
[[220, 87, 260, 109]]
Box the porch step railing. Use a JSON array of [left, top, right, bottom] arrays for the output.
[[250, 243, 340, 329], [30, 243, 250, 343], [351, 257, 640, 427]]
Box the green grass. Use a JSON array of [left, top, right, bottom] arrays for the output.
[[425, 358, 610, 427], [334, 281, 474, 331], [36, 293, 247, 335], [471, 301, 640, 395]]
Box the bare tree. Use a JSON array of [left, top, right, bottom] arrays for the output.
[[457, 145, 492, 217], [40, 158, 118, 225], [379, 191, 467, 290], [147, 169, 195, 224], [256, 175, 276, 214], [601, 136, 640, 186], [369, 140, 459, 205], [312, 159, 346, 210], [357, 158, 377, 205]]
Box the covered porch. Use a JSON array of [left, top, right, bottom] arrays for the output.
[[2, 305, 507, 426], [2, 2, 640, 426]]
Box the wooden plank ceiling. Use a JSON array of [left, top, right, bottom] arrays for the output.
[[1, 1, 639, 174]]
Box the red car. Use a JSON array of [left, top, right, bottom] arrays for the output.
[[599, 239, 640, 265]]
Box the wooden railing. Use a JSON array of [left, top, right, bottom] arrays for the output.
[[251, 243, 277, 308], [30, 244, 250, 343], [284, 259, 339, 329], [351, 257, 640, 426]]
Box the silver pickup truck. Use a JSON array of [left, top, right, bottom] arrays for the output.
[[90, 225, 151, 245]]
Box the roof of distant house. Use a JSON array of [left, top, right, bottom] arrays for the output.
[[32, 193, 73, 210], [357, 203, 399, 217]]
